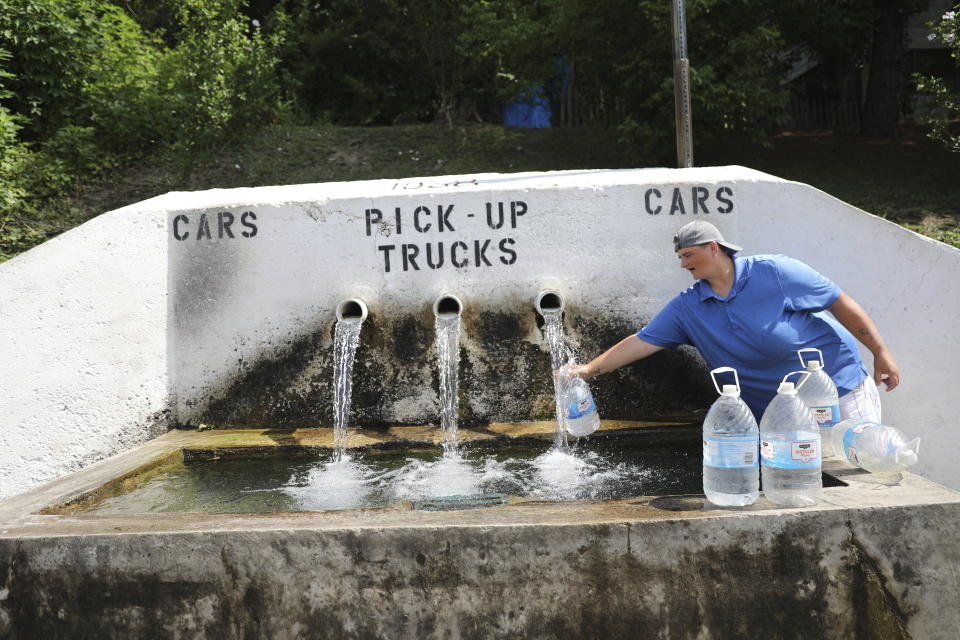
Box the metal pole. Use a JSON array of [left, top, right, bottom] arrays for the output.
[[672, 0, 694, 168]]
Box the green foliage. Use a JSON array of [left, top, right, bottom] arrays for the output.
[[0, 1, 162, 259], [160, 0, 285, 163], [0, 45, 39, 258], [82, 4, 167, 153], [532, 0, 788, 162], [0, 0, 286, 260], [0, 48, 26, 211], [462, 0, 556, 104], [3, 0, 953, 261], [278, 0, 432, 125], [0, 0, 168, 150], [0, 0, 97, 135], [914, 5, 960, 152]]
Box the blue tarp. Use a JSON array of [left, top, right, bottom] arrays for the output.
[[502, 87, 552, 128]]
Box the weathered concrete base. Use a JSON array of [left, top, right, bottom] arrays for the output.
[[2, 427, 959, 639], [2, 501, 958, 639]]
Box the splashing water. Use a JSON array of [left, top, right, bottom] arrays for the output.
[[332, 317, 364, 462], [529, 447, 596, 500], [541, 310, 575, 448], [286, 455, 371, 511], [281, 445, 666, 510], [435, 313, 462, 454], [382, 451, 486, 501]]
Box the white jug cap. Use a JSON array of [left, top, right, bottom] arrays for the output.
[[896, 437, 921, 468], [778, 382, 798, 395], [805, 360, 822, 371], [897, 449, 919, 468], [721, 384, 740, 397]]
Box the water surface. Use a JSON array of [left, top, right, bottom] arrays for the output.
[[83, 439, 702, 515]]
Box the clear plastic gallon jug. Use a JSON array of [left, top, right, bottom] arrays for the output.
[[796, 348, 841, 457], [702, 367, 759, 506], [828, 419, 920, 473], [562, 370, 600, 437], [760, 371, 822, 507]]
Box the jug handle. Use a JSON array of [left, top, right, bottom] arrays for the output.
[[710, 366, 740, 396], [797, 347, 824, 368], [782, 370, 811, 390]]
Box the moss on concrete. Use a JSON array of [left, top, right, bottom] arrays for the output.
[[40, 450, 184, 516], [177, 298, 715, 430]]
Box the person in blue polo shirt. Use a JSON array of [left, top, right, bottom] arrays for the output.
[[571, 220, 899, 421]]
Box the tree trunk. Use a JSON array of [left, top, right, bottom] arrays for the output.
[[860, 0, 910, 137]]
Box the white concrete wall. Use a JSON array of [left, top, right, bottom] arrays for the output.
[[3, 165, 958, 498], [163, 171, 727, 425], [0, 200, 169, 500]]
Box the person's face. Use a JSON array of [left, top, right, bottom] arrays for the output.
[[676, 242, 719, 279]]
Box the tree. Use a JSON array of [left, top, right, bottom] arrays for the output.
[[860, 0, 925, 137]]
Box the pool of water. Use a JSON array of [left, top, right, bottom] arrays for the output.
[[80, 435, 708, 514], [75, 432, 847, 515]]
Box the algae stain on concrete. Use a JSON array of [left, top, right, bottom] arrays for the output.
[[845, 527, 912, 640], [180, 302, 716, 429]]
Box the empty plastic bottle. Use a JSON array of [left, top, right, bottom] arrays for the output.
[[796, 348, 841, 457], [760, 371, 822, 507], [828, 419, 921, 473], [702, 367, 759, 506], [562, 370, 600, 437]]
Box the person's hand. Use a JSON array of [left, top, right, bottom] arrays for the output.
[[566, 363, 596, 380], [873, 349, 900, 391]]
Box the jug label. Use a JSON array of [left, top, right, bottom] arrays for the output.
[[761, 436, 821, 468], [703, 437, 758, 469], [810, 405, 840, 426], [567, 398, 596, 420], [842, 421, 879, 465]]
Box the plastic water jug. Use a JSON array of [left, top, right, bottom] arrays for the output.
[[828, 419, 920, 473], [796, 348, 841, 457], [760, 371, 822, 507], [702, 367, 759, 506], [561, 370, 600, 437]]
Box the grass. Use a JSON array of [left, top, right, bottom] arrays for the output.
[[6, 123, 960, 261], [698, 127, 960, 246], [69, 124, 630, 219]]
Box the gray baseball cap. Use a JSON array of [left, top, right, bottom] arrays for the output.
[[673, 220, 742, 253]]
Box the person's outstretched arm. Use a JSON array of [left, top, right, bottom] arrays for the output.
[[571, 335, 664, 380], [829, 292, 900, 391]]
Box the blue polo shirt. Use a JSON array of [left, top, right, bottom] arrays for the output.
[[638, 254, 867, 420]]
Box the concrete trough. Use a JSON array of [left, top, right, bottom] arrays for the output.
[[2, 423, 959, 639], [3, 165, 960, 637]]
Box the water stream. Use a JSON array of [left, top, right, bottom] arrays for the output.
[[296, 303, 597, 508], [435, 312, 462, 454], [332, 317, 364, 462], [541, 310, 574, 449]]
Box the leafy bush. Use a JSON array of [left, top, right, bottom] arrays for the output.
[[0, 0, 288, 260], [0, 45, 44, 260], [0, 0, 99, 137], [914, 6, 960, 152], [0, 1, 166, 260], [160, 0, 285, 162], [0, 47, 27, 213]]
